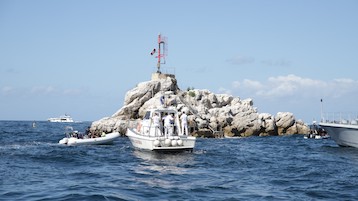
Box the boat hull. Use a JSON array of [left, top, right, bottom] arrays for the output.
[[59, 132, 120, 146], [126, 128, 196, 152], [319, 122, 358, 148]]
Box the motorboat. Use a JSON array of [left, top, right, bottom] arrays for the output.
[[126, 106, 196, 152], [59, 127, 120, 145], [48, 115, 74, 122], [304, 121, 329, 139], [319, 112, 358, 147], [303, 133, 329, 139], [126, 34, 195, 152], [59, 132, 120, 145], [320, 120, 358, 148]]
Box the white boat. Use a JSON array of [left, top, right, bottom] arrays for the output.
[[126, 106, 196, 152], [59, 131, 120, 146], [59, 126, 120, 145], [303, 133, 329, 139], [304, 122, 329, 139], [48, 115, 74, 122], [320, 121, 358, 148]]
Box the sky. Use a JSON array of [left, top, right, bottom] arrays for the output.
[[1, 0, 358, 122]]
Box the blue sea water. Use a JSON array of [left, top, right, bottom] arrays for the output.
[[1, 121, 358, 201]]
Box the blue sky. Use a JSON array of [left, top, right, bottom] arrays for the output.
[[1, 0, 358, 122]]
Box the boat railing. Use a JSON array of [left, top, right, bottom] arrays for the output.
[[321, 112, 358, 125], [135, 122, 182, 138]]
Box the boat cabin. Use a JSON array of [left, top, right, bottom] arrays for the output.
[[140, 107, 182, 137]]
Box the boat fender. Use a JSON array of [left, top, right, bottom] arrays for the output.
[[153, 140, 160, 147], [137, 123, 142, 132], [171, 140, 177, 146], [164, 139, 171, 146], [177, 139, 183, 146]]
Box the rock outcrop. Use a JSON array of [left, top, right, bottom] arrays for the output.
[[90, 74, 310, 137]]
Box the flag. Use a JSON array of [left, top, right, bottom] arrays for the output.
[[150, 48, 156, 55]]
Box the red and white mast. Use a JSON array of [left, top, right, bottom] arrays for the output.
[[151, 33, 167, 73]]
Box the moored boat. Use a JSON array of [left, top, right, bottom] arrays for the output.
[[126, 106, 196, 152]]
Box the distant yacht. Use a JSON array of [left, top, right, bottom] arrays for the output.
[[48, 114, 74, 123]]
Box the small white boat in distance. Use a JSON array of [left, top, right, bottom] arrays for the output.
[[319, 113, 358, 148], [304, 121, 329, 139], [48, 114, 74, 122], [126, 106, 196, 152], [59, 127, 120, 145]]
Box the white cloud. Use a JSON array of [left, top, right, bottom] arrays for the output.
[[1, 86, 15, 95], [30, 86, 56, 95], [330, 78, 358, 98], [242, 79, 264, 90], [231, 74, 358, 99], [232, 81, 240, 88], [217, 87, 232, 95], [333, 78, 357, 84]]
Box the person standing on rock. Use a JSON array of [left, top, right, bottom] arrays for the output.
[[160, 95, 165, 107], [180, 112, 188, 135]]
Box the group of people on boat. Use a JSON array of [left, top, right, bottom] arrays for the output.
[[151, 111, 189, 137], [66, 126, 106, 139], [304, 123, 329, 139]]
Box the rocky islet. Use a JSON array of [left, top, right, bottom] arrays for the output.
[[90, 73, 309, 137]]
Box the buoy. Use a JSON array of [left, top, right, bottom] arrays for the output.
[[171, 140, 177, 146], [153, 139, 160, 147], [164, 139, 171, 146], [177, 139, 183, 146]]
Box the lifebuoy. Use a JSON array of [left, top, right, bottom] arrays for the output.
[[137, 123, 142, 132]]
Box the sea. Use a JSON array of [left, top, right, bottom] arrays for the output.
[[1, 121, 358, 201]]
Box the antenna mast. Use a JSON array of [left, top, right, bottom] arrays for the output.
[[152, 33, 167, 73]]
